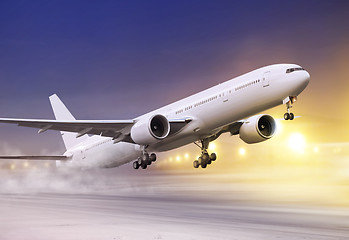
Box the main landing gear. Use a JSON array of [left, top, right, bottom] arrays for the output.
[[193, 139, 217, 169], [283, 96, 297, 120], [133, 151, 157, 170]]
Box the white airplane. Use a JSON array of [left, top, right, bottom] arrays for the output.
[[0, 64, 310, 169]]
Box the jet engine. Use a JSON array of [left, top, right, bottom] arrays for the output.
[[130, 114, 170, 145], [239, 114, 276, 144]]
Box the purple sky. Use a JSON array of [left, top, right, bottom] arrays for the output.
[[1, 0, 349, 153]]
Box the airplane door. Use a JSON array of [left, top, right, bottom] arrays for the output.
[[222, 90, 228, 102], [262, 71, 270, 87], [81, 149, 86, 160]]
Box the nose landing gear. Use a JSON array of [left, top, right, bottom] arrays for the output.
[[283, 96, 297, 120], [193, 139, 217, 169]]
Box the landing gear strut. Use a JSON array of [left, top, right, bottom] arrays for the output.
[[283, 96, 296, 120], [133, 147, 157, 170], [193, 139, 217, 169]]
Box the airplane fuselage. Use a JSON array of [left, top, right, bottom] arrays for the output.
[[63, 64, 310, 168]]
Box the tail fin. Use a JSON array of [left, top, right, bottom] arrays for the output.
[[49, 94, 89, 150]]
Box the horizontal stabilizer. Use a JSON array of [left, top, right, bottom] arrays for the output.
[[0, 155, 70, 160]]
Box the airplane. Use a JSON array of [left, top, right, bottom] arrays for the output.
[[0, 64, 310, 169]]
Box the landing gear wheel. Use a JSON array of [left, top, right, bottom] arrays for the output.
[[210, 153, 217, 161], [133, 161, 140, 169], [284, 113, 290, 120], [141, 162, 147, 169], [193, 160, 199, 168], [202, 153, 210, 162], [289, 113, 294, 120], [150, 153, 157, 162], [142, 153, 149, 162], [201, 162, 207, 168], [198, 157, 203, 165]]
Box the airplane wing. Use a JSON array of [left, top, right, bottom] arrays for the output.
[[0, 155, 70, 160], [0, 117, 191, 143]]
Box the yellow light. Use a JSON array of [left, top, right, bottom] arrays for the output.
[[176, 156, 181, 162], [184, 153, 189, 159], [10, 164, 16, 170], [169, 157, 173, 162], [23, 162, 29, 168], [288, 133, 306, 154], [209, 143, 216, 151], [239, 148, 246, 156], [313, 146, 319, 153]]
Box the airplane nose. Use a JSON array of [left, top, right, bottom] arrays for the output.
[[296, 70, 310, 93], [303, 70, 310, 84]]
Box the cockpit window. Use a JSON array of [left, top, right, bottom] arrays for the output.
[[286, 67, 305, 73]]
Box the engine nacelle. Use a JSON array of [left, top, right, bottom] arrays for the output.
[[130, 114, 170, 145], [239, 114, 276, 144]]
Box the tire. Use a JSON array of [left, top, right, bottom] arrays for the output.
[[150, 153, 157, 162], [284, 113, 289, 120], [141, 163, 147, 169], [133, 161, 139, 169], [142, 153, 149, 162], [210, 153, 217, 161], [193, 160, 199, 168], [202, 153, 210, 162], [198, 157, 203, 165], [289, 113, 294, 120], [201, 162, 207, 168]]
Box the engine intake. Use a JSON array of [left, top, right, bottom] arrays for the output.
[[239, 114, 276, 144], [131, 114, 170, 145]]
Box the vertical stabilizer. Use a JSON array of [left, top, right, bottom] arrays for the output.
[[49, 94, 89, 150]]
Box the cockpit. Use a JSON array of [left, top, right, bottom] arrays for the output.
[[286, 67, 305, 73]]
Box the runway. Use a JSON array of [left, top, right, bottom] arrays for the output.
[[0, 168, 348, 240]]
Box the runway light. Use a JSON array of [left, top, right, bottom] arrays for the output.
[[288, 133, 306, 154], [239, 148, 246, 156], [176, 156, 181, 162], [184, 153, 189, 159], [313, 146, 319, 153], [209, 143, 216, 151], [23, 162, 29, 168], [169, 157, 173, 162], [10, 164, 16, 170]]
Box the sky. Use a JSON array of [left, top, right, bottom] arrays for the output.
[[1, 0, 349, 156]]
